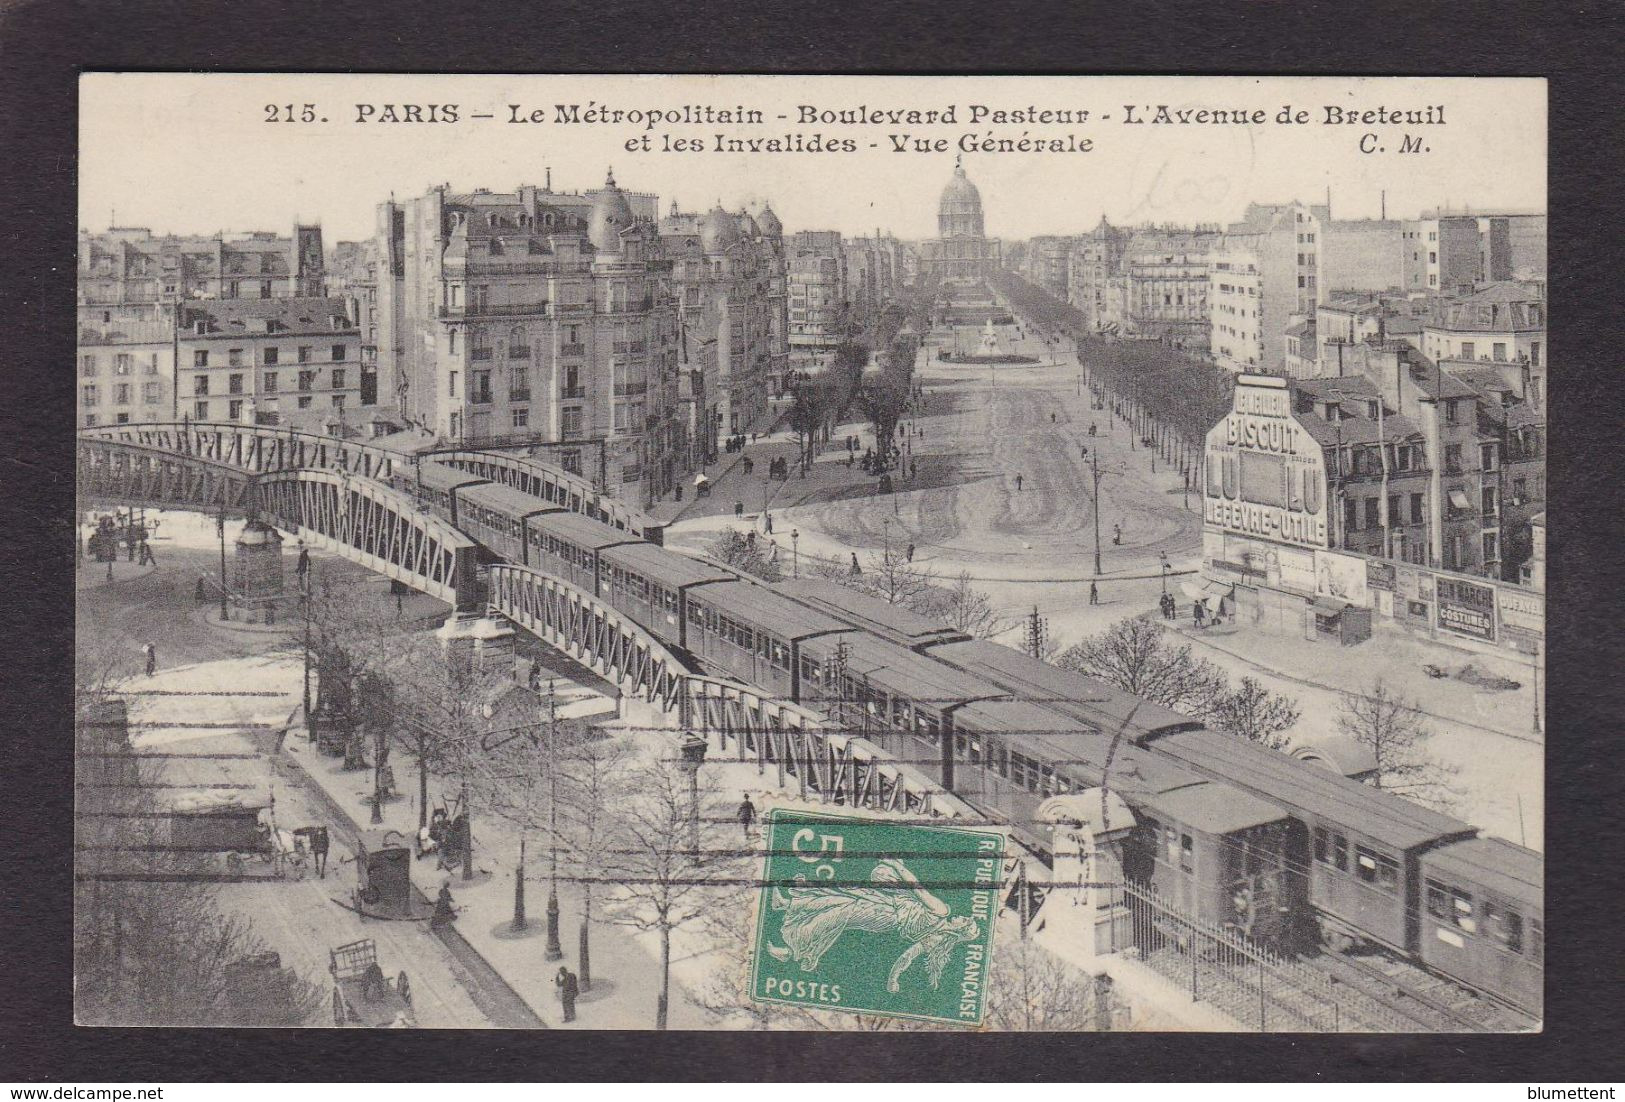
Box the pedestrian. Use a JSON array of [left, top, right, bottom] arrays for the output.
[[735, 500, 744, 519], [143, 641, 156, 677], [137, 538, 156, 567], [738, 795, 756, 839], [846, 452, 854, 469], [310, 826, 330, 879], [1015, 473, 1024, 492], [431, 882, 456, 929], [296, 545, 310, 579], [910, 458, 917, 481], [1194, 602, 1205, 628], [555, 965, 580, 1023], [751, 432, 758, 443], [1089, 582, 1099, 606], [850, 552, 862, 576], [905, 542, 915, 563], [764, 512, 774, 535], [1113, 523, 1122, 546], [196, 575, 207, 603], [1051, 412, 1057, 423]]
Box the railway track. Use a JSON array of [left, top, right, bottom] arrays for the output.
[[1314, 948, 1537, 1033]]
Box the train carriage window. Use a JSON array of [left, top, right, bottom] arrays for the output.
[[1426, 880, 1451, 920], [990, 741, 1006, 777], [1332, 833, 1349, 872], [1040, 766, 1055, 797], [1354, 846, 1398, 893], [967, 736, 982, 766], [1009, 754, 1027, 788], [954, 735, 969, 761], [1488, 903, 1524, 955], [1180, 834, 1194, 873], [1314, 827, 1329, 864]]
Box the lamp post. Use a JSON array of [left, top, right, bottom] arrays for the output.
[[1160, 553, 1170, 596], [791, 528, 800, 578], [1085, 445, 1103, 577], [216, 509, 229, 621], [298, 544, 312, 721], [679, 731, 708, 857], [544, 679, 563, 962]]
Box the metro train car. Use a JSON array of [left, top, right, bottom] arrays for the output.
[[455, 480, 564, 565], [598, 543, 734, 650], [1150, 729, 1477, 955], [774, 577, 970, 651], [1416, 836, 1543, 1014], [795, 631, 1005, 777], [523, 511, 640, 596], [926, 637, 1205, 742], [395, 460, 490, 528], [683, 581, 851, 700], [941, 698, 1294, 940]]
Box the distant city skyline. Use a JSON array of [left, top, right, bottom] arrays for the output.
[[81, 73, 1545, 243]]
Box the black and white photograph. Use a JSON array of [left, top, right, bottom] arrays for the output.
[[70, 73, 1547, 1035]]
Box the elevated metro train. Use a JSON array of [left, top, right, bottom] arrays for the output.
[[395, 457, 1542, 1015]]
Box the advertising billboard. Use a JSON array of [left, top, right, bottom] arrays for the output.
[[1203, 375, 1330, 551], [1436, 576, 1497, 642]]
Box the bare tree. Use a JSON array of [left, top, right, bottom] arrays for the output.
[[860, 541, 938, 608], [1336, 680, 1460, 811], [1054, 616, 1228, 716], [923, 571, 1009, 639], [983, 930, 1120, 1031], [786, 385, 826, 474], [1208, 677, 1301, 751], [709, 528, 782, 582], [602, 755, 731, 1029], [556, 731, 635, 991]]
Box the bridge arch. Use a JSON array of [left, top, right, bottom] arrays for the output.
[[77, 436, 477, 607]]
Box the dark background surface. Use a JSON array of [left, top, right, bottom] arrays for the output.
[[2, 0, 1620, 1082]]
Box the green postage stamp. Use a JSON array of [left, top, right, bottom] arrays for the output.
[[750, 808, 1006, 1026]]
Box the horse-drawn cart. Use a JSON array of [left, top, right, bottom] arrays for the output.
[[329, 938, 413, 1027]]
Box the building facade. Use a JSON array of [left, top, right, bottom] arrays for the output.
[[786, 230, 848, 360], [917, 160, 1002, 285], [77, 224, 326, 429], [1118, 227, 1221, 348], [176, 297, 365, 433], [375, 174, 691, 502], [1066, 217, 1131, 330]]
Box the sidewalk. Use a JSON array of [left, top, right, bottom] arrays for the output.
[[282, 692, 709, 1029]]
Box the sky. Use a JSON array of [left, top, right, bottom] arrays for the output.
[[80, 74, 1545, 244]]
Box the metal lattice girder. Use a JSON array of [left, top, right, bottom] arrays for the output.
[[78, 422, 400, 481], [77, 439, 258, 514], [256, 471, 475, 606], [486, 564, 690, 712]]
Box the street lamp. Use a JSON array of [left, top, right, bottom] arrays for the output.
[[679, 731, 708, 857], [216, 509, 229, 622], [1160, 553, 1170, 596], [791, 528, 800, 578], [544, 680, 563, 961]]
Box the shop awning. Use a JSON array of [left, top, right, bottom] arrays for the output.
[[1448, 488, 1471, 511]]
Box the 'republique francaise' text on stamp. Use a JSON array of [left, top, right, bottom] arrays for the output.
[[750, 808, 1005, 1026]]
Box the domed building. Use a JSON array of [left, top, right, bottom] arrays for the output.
[[918, 157, 1002, 286]]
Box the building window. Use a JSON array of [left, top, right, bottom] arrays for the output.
[[83, 414, 97, 426], [192, 375, 208, 396], [113, 384, 130, 405], [260, 281, 272, 298], [331, 369, 346, 389], [116, 412, 130, 424], [1364, 498, 1379, 531], [264, 347, 280, 366], [1408, 492, 1423, 525], [448, 371, 458, 398], [1483, 531, 1499, 563], [332, 344, 346, 361], [80, 355, 96, 377], [228, 399, 243, 420], [297, 396, 312, 409], [114, 354, 133, 375], [1530, 342, 1541, 368], [194, 400, 209, 420], [228, 373, 243, 395], [298, 370, 316, 392], [511, 407, 529, 429], [143, 382, 162, 403], [331, 395, 346, 409], [228, 348, 244, 367], [1445, 443, 1462, 473], [263, 372, 278, 393], [298, 346, 312, 363], [1458, 342, 1474, 362], [81, 385, 98, 407], [193, 350, 209, 367]]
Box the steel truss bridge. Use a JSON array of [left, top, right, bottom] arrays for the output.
[[76, 422, 969, 819]]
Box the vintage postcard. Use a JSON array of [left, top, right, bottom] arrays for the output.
[[75, 73, 1544, 1032]]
